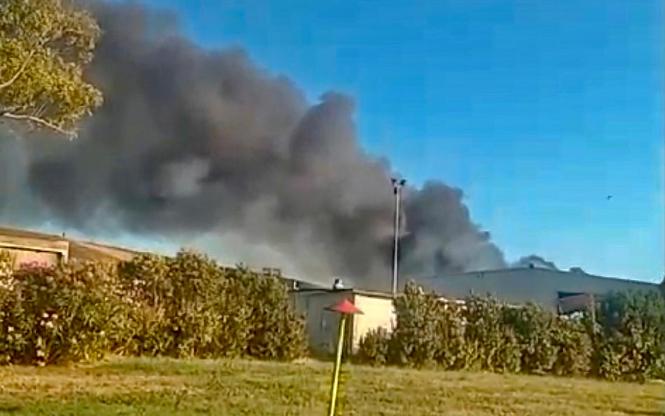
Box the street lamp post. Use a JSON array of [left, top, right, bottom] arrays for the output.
[[391, 177, 406, 297]]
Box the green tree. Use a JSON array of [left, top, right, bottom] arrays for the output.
[[504, 303, 557, 374], [114, 250, 306, 361], [244, 273, 307, 361], [594, 291, 665, 381], [463, 296, 521, 373], [390, 281, 442, 367], [0, 0, 102, 138]]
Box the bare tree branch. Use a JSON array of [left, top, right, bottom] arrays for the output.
[[0, 50, 36, 90], [0, 111, 75, 138]]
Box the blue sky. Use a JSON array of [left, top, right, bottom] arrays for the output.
[[139, 0, 663, 282]]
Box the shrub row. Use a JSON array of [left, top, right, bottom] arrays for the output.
[[0, 250, 306, 365], [357, 282, 665, 381]]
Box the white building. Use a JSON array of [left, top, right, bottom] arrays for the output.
[[289, 285, 395, 355]]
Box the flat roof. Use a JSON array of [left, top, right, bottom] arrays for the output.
[[290, 287, 396, 299], [0, 225, 142, 262], [0, 226, 66, 242], [425, 267, 659, 288]]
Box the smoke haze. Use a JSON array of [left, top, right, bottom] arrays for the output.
[[0, 2, 508, 289]]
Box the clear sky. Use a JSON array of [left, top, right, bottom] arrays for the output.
[[138, 0, 663, 282]]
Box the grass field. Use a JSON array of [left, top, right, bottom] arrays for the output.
[[0, 357, 663, 415]]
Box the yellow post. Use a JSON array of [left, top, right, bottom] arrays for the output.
[[327, 314, 347, 416], [325, 298, 361, 416]]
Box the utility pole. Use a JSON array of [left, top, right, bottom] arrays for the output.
[[391, 177, 406, 297]]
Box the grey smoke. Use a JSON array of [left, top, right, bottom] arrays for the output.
[[156, 157, 211, 199], [514, 255, 559, 270], [0, 2, 510, 289]]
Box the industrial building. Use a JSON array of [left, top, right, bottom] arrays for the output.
[[0, 225, 392, 355], [288, 267, 661, 354], [0, 226, 140, 268], [3, 225, 660, 355], [418, 266, 660, 314]]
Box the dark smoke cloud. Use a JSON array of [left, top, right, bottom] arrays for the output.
[[0, 2, 508, 289], [513, 255, 559, 270]]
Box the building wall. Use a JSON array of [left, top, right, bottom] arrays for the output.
[[0, 227, 140, 269], [351, 294, 395, 350], [291, 290, 396, 355], [0, 228, 69, 268], [6, 248, 62, 268], [292, 291, 351, 354], [420, 268, 659, 312]]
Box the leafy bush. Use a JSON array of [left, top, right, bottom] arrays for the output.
[[362, 284, 522, 372], [0, 260, 126, 365], [389, 282, 443, 367], [462, 296, 521, 373], [505, 304, 557, 374], [593, 291, 665, 381], [0, 251, 18, 364], [0, 249, 306, 366], [356, 327, 391, 365], [433, 301, 467, 370], [550, 316, 592, 376], [244, 272, 307, 360], [117, 251, 246, 358], [0, 250, 12, 277], [116, 251, 306, 360], [357, 281, 662, 381], [356, 284, 468, 370]]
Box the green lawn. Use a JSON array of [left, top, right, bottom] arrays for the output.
[[0, 357, 663, 415]]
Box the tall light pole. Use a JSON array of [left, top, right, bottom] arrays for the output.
[[391, 177, 406, 297]]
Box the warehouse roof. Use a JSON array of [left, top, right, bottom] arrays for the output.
[[0, 225, 143, 263], [419, 266, 659, 312], [426, 266, 658, 290]]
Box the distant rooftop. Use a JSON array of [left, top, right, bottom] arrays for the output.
[[0, 225, 144, 263], [430, 266, 658, 287]]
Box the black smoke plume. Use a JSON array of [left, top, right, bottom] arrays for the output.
[[0, 2, 507, 289]]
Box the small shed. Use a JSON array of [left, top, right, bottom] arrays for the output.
[[290, 286, 395, 355]]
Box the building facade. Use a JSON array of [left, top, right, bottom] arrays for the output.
[[0, 226, 140, 269], [290, 267, 661, 354], [419, 267, 660, 313], [0, 227, 70, 268], [290, 287, 395, 355]]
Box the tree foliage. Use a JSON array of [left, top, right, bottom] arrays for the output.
[[0, 250, 306, 365], [462, 296, 521, 373], [389, 283, 443, 367], [0, 0, 102, 137], [115, 251, 307, 361], [593, 291, 665, 381], [356, 327, 391, 366], [357, 281, 663, 381], [0, 258, 124, 365]]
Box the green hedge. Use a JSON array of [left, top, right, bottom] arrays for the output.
[[593, 291, 665, 381], [0, 258, 125, 365], [0, 250, 306, 365], [357, 282, 664, 381]]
